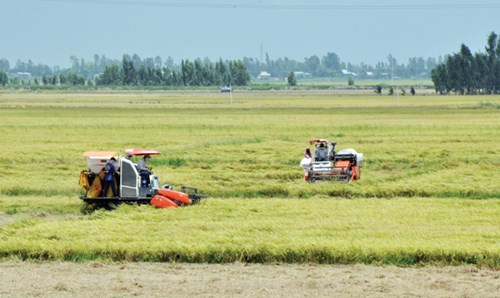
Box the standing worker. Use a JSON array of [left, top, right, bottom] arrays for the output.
[[300, 148, 312, 174], [102, 157, 117, 197]]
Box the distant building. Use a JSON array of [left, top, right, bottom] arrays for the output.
[[16, 72, 32, 80], [341, 69, 357, 76], [293, 71, 312, 78], [257, 71, 271, 80]]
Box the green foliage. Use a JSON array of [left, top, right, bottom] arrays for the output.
[[95, 58, 250, 87], [287, 72, 297, 86], [229, 60, 251, 86], [122, 55, 136, 85], [2, 51, 439, 88], [0, 71, 8, 86], [2, 51, 441, 89], [98, 64, 122, 85], [35, 72, 86, 86], [0, 58, 10, 72], [432, 32, 500, 94], [321, 52, 341, 76]]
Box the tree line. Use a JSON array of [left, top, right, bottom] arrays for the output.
[[0, 55, 250, 87], [1, 34, 499, 91], [243, 53, 438, 79], [97, 55, 250, 86], [0, 51, 441, 88], [432, 32, 500, 95]]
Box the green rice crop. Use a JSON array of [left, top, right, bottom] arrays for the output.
[[0, 90, 498, 265], [0, 198, 498, 266]]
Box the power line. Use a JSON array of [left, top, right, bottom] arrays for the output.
[[35, 0, 500, 10]]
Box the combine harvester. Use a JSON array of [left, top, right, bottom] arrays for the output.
[[301, 139, 364, 183], [79, 149, 205, 208]]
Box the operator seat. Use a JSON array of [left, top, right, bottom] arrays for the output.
[[315, 143, 329, 162]]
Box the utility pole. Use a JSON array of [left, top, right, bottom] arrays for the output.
[[230, 83, 233, 105], [391, 55, 399, 106]]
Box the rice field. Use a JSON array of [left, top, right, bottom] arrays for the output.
[[0, 90, 498, 266]]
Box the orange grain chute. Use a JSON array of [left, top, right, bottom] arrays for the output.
[[150, 195, 178, 208], [158, 188, 190, 205]]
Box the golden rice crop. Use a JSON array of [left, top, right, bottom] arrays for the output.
[[0, 91, 498, 199], [0, 90, 498, 265]]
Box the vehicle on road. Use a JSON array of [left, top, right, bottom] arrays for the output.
[[220, 85, 232, 92]]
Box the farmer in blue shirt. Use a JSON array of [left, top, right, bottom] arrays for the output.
[[102, 157, 117, 197]]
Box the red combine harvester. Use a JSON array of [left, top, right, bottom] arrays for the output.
[[79, 149, 205, 208], [300, 139, 364, 183]]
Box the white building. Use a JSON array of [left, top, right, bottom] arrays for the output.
[[16, 72, 32, 80], [293, 71, 312, 78], [257, 71, 271, 80], [341, 69, 357, 76]]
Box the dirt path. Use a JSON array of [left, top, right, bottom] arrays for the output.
[[0, 262, 498, 297]]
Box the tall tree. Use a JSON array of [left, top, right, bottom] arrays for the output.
[[97, 64, 121, 85], [0, 71, 8, 85], [432, 32, 500, 94], [181, 59, 195, 86], [0, 59, 9, 71], [229, 60, 250, 86], [459, 44, 474, 94], [137, 64, 148, 85], [193, 58, 204, 86], [122, 55, 136, 85], [215, 59, 230, 85], [322, 52, 341, 76], [486, 32, 498, 93], [304, 55, 320, 75], [287, 72, 297, 86], [447, 54, 465, 94], [154, 56, 163, 69], [431, 64, 448, 94], [131, 54, 142, 69]]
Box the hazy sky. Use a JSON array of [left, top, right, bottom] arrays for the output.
[[3, 0, 500, 67]]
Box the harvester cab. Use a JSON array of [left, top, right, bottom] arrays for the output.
[[301, 139, 364, 183], [79, 149, 206, 208], [123, 148, 161, 198]]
